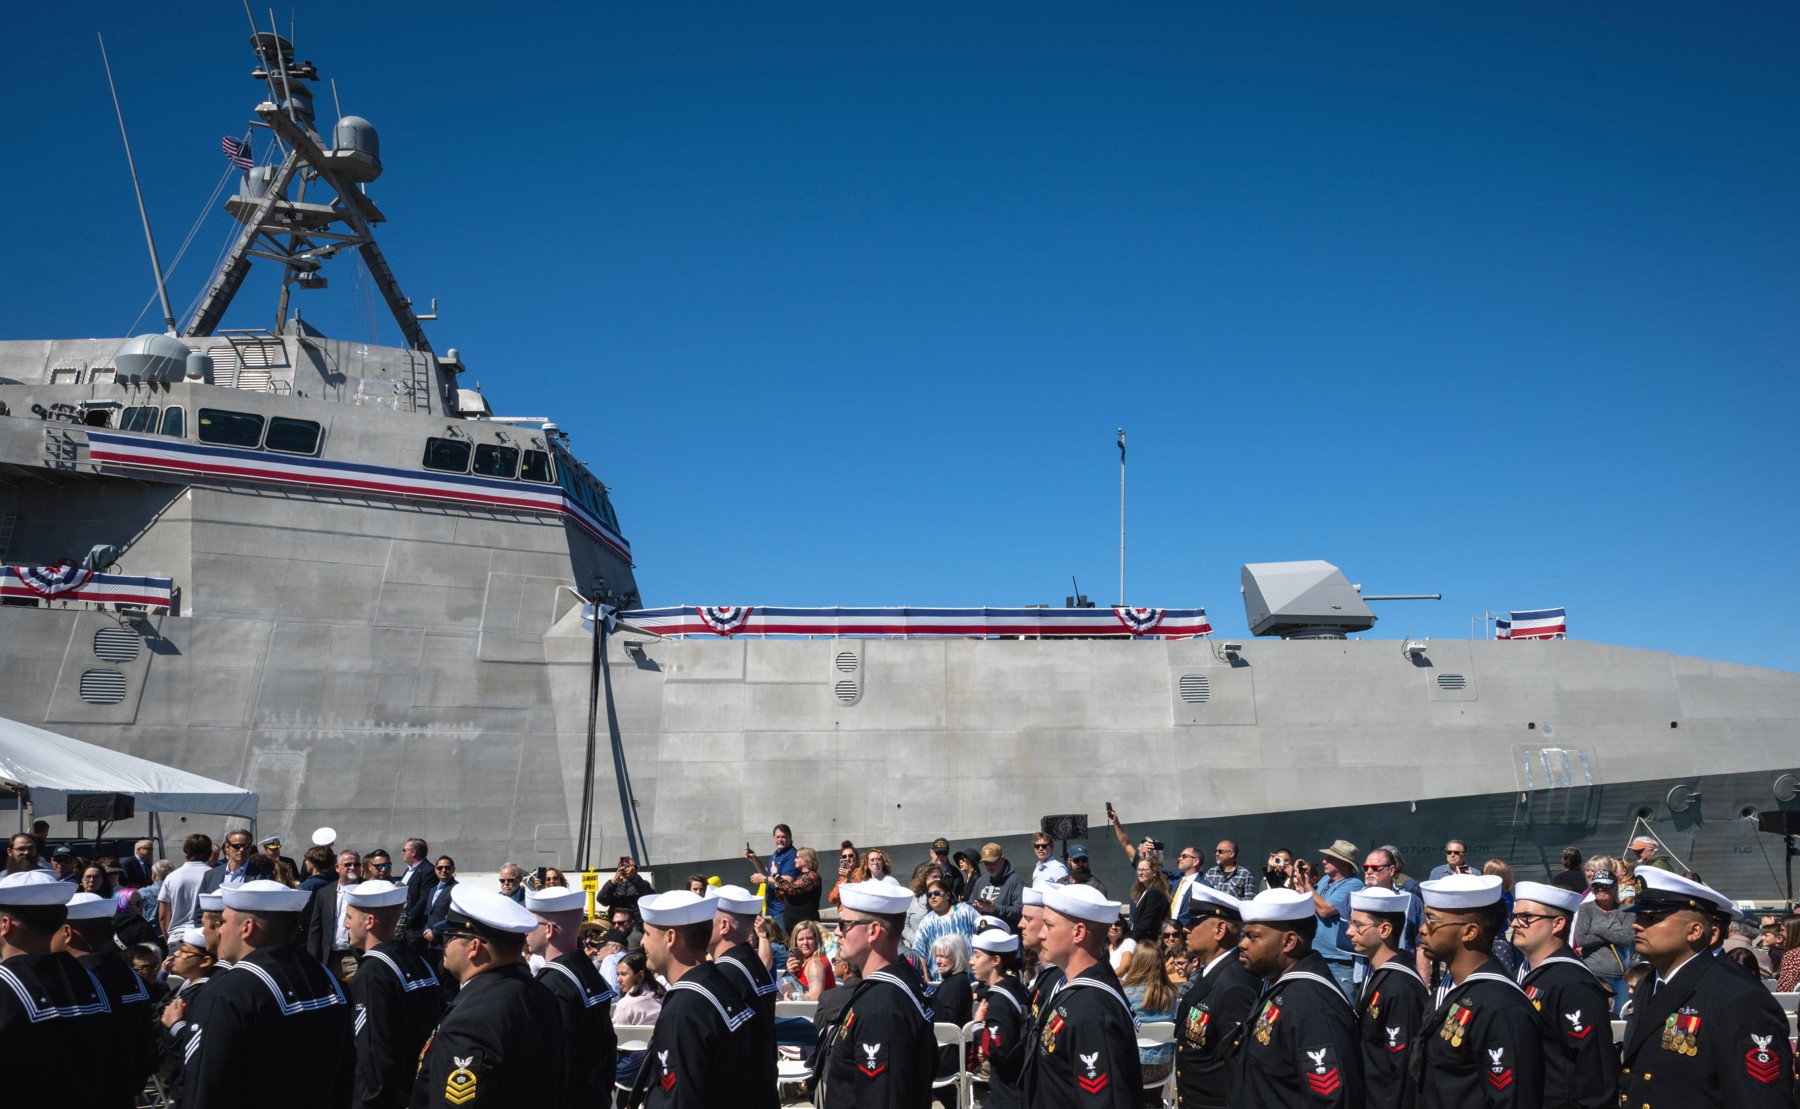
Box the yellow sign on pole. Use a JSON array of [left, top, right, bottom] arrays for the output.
[[582, 869, 601, 920]]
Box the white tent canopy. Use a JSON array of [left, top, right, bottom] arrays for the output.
[[0, 716, 258, 821]]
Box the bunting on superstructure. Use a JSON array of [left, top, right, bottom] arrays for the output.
[[2, 567, 173, 609], [619, 605, 1213, 639]]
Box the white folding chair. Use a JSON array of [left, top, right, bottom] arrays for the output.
[[613, 1023, 658, 1099], [776, 999, 820, 1021], [1137, 1020, 1177, 1108], [1610, 1019, 1627, 1044], [1771, 992, 1799, 1014], [933, 1021, 968, 1109], [960, 1020, 989, 1105]]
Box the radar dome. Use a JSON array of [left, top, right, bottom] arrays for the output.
[[114, 333, 189, 383], [329, 116, 382, 183]]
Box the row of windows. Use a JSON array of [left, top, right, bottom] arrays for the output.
[[556, 451, 621, 531], [422, 437, 556, 483], [117, 405, 185, 437], [197, 409, 322, 455]]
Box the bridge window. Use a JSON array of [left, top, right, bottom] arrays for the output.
[[473, 443, 519, 478], [520, 449, 553, 483], [265, 417, 322, 456], [422, 437, 472, 473], [198, 408, 265, 448], [120, 406, 159, 433], [160, 407, 185, 438]]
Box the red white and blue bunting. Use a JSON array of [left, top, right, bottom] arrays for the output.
[[620, 605, 1213, 639], [1, 567, 174, 608], [1497, 607, 1566, 640]]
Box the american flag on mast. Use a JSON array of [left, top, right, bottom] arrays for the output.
[[1504, 607, 1566, 640], [221, 135, 253, 170]]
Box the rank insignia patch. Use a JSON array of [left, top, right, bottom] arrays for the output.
[[1439, 1003, 1473, 1048], [1485, 1046, 1513, 1090], [1385, 1026, 1405, 1054], [1562, 1008, 1592, 1040], [1076, 1052, 1108, 1094], [1303, 1044, 1341, 1096], [1746, 1035, 1781, 1084], [1253, 1001, 1280, 1046], [857, 1041, 887, 1078], [656, 1049, 676, 1092], [445, 1056, 477, 1105]]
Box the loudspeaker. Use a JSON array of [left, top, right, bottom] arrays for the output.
[[1040, 814, 1088, 842], [1755, 810, 1800, 836], [65, 793, 135, 822]]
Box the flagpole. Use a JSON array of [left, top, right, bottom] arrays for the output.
[[98, 34, 176, 335], [1117, 428, 1126, 607]]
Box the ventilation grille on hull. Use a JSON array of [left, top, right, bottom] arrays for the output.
[[80, 669, 127, 705], [93, 627, 140, 663], [1178, 674, 1211, 703]]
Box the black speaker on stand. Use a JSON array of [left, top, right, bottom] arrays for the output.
[[1754, 810, 1800, 906]]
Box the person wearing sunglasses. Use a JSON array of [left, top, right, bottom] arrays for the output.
[[1345, 887, 1428, 1109], [1411, 874, 1544, 1107], [1509, 881, 1618, 1108], [911, 879, 978, 984], [415, 886, 563, 1108], [817, 881, 935, 1109], [419, 857, 457, 954], [1429, 841, 1474, 880]]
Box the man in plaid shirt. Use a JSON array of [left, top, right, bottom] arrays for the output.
[[1201, 840, 1258, 900]]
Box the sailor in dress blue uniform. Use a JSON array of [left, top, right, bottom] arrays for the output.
[[633, 889, 757, 1109], [184, 879, 355, 1109], [971, 926, 1033, 1109], [525, 885, 618, 1108], [1409, 874, 1543, 1109], [1233, 887, 1363, 1109], [344, 879, 443, 1109], [1171, 882, 1261, 1109], [1346, 886, 1429, 1109], [1507, 880, 1618, 1109], [708, 884, 779, 1109], [1023, 883, 1142, 1109], [59, 891, 156, 1107], [818, 879, 937, 1109], [1618, 868, 1795, 1109], [0, 871, 117, 1109]]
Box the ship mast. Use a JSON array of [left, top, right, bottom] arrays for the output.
[[184, 32, 432, 353]]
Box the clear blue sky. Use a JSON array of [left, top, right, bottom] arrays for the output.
[[6, 4, 1798, 670]]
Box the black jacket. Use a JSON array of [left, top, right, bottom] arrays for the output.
[[303, 880, 357, 966], [397, 862, 435, 941], [1023, 959, 1143, 1109], [79, 948, 156, 1107], [715, 941, 780, 1109], [351, 942, 443, 1109], [1235, 952, 1362, 1109], [976, 976, 1032, 1109], [1519, 948, 1620, 1109], [0, 950, 117, 1109], [638, 961, 757, 1109], [1357, 957, 1430, 1109], [1174, 948, 1263, 1109], [185, 942, 354, 1109], [411, 961, 562, 1109], [535, 951, 618, 1107], [1618, 948, 1795, 1108], [1410, 957, 1544, 1109], [820, 959, 936, 1109]]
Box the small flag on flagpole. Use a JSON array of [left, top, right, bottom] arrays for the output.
[[1504, 607, 1565, 640], [221, 135, 253, 170], [1494, 619, 1510, 640]]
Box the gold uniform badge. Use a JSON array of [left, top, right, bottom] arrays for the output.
[[445, 1055, 477, 1105], [1041, 1012, 1065, 1054], [1252, 1000, 1280, 1046]]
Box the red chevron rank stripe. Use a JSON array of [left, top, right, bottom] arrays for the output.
[[1306, 1067, 1340, 1096], [1746, 1047, 1781, 1084], [659, 1071, 676, 1091], [1486, 1068, 1513, 1090], [1077, 1073, 1108, 1094]]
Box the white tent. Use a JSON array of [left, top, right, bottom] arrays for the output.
[[0, 716, 257, 821]]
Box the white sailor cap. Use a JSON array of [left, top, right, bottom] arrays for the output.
[[311, 827, 337, 847], [638, 890, 720, 927], [1419, 873, 1504, 910], [1349, 887, 1416, 915], [976, 914, 1012, 934], [445, 886, 539, 935], [173, 926, 209, 951], [524, 887, 587, 915], [711, 884, 764, 916], [197, 892, 225, 913], [222, 879, 313, 913], [1629, 868, 1739, 920], [1512, 881, 1581, 915], [0, 870, 76, 907], [64, 892, 114, 921], [838, 880, 912, 916], [1042, 883, 1122, 925], [1238, 888, 1315, 924], [972, 928, 1020, 954], [1179, 883, 1244, 924], [344, 879, 407, 910], [1023, 880, 1063, 908]]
